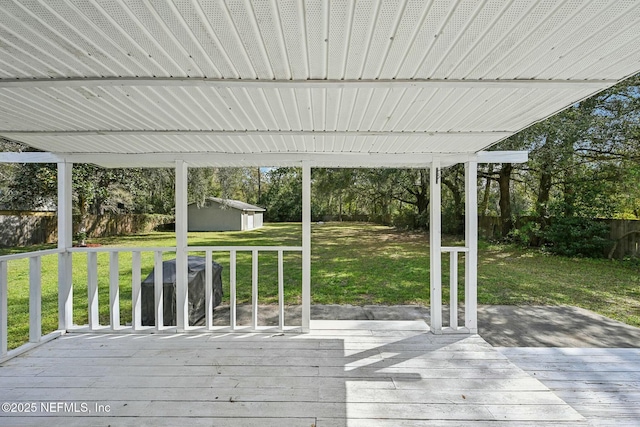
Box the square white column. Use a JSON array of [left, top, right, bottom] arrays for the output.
[[57, 162, 73, 330], [429, 159, 442, 334], [301, 161, 311, 332], [175, 160, 189, 331], [465, 161, 478, 333]]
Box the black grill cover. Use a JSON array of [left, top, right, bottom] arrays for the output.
[[141, 256, 223, 326]]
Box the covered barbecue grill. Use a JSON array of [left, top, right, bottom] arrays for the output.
[[141, 256, 223, 326]]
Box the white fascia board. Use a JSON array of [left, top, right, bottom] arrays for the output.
[[1, 130, 512, 137], [475, 151, 528, 164], [0, 151, 62, 163], [0, 77, 616, 90], [0, 151, 528, 168]]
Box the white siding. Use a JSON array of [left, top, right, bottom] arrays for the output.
[[254, 212, 264, 228], [188, 201, 242, 232], [187, 200, 264, 232]]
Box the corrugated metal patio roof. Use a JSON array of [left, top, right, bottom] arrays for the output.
[[0, 0, 639, 167]]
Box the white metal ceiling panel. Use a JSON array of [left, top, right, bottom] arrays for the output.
[[1, 0, 638, 81], [0, 0, 638, 167], [0, 84, 616, 133]]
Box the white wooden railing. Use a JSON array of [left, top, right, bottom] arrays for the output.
[[68, 245, 304, 333], [1, 245, 303, 362], [0, 249, 65, 362]]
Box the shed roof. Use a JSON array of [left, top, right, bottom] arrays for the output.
[[192, 197, 265, 213], [0, 1, 639, 168]]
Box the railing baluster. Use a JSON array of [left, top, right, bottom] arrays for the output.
[[29, 256, 42, 343], [230, 250, 236, 331], [278, 250, 284, 331], [131, 251, 141, 330], [154, 251, 164, 330], [87, 252, 99, 330], [449, 251, 458, 329], [252, 249, 258, 331], [1, 260, 8, 357], [441, 247, 470, 333], [109, 252, 120, 330], [205, 250, 213, 330]]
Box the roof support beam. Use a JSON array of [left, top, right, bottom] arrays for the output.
[[0, 151, 527, 168], [0, 77, 616, 90]]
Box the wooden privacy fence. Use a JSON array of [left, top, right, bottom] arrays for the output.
[[0, 213, 173, 247], [608, 220, 640, 259]]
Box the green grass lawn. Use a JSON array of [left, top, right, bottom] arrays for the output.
[[2, 222, 639, 349]]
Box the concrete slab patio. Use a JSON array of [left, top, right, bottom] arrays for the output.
[[213, 304, 640, 348]]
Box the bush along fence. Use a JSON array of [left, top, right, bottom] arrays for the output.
[[0, 212, 174, 247], [482, 216, 639, 259]]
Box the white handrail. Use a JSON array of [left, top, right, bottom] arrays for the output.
[[187, 246, 302, 252], [67, 246, 176, 253], [0, 248, 63, 262]]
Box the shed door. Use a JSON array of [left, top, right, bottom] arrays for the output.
[[247, 212, 254, 230]]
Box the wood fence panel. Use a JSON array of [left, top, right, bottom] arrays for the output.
[[609, 220, 640, 259]]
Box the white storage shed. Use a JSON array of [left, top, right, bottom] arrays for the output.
[[188, 198, 265, 232]]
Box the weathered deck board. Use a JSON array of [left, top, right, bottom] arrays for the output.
[[0, 321, 587, 426], [499, 347, 640, 426]]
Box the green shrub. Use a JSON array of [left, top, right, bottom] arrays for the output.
[[509, 221, 542, 247], [542, 216, 611, 258]]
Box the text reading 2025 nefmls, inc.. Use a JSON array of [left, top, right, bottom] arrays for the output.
[[2, 402, 111, 414]]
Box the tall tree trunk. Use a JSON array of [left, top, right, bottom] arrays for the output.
[[257, 167, 261, 203], [442, 177, 464, 234], [480, 164, 493, 220], [536, 170, 552, 220], [499, 163, 513, 238]]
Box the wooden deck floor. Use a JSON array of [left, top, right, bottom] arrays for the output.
[[499, 347, 640, 427], [0, 320, 591, 426]]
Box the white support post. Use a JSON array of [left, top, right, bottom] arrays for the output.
[[29, 256, 42, 343], [154, 251, 164, 330], [301, 161, 311, 332], [252, 249, 258, 331], [278, 250, 284, 331], [0, 261, 7, 357], [131, 251, 141, 330], [465, 161, 479, 333], [175, 160, 189, 331], [205, 250, 213, 330], [87, 252, 99, 329], [109, 252, 120, 330], [230, 250, 237, 330], [57, 162, 73, 331], [430, 158, 442, 334]]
